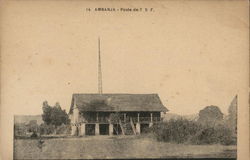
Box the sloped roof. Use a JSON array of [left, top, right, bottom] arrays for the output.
[[69, 93, 168, 114]]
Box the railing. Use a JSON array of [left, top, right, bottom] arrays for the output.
[[153, 117, 161, 122], [99, 117, 110, 123], [130, 117, 162, 123], [84, 118, 96, 123], [83, 116, 162, 123], [131, 117, 139, 123], [84, 117, 110, 123], [139, 117, 151, 123]]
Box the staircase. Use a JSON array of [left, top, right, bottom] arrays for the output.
[[119, 119, 136, 135], [130, 118, 136, 135], [119, 120, 125, 135]]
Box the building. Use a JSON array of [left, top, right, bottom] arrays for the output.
[[69, 93, 168, 136], [68, 39, 168, 136]]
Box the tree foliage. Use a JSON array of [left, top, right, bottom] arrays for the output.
[[150, 105, 236, 145], [192, 125, 235, 145], [151, 119, 202, 143], [27, 120, 39, 133], [197, 105, 223, 127], [227, 96, 237, 135], [42, 101, 70, 127], [39, 123, 71, 135], [151, 119, 236, 145]]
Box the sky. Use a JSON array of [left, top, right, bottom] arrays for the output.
[[1, 0, 249, 116]]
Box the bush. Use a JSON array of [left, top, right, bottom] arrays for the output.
[[31, 131, 38, 138], [151, 119, 202, 143], [192, 128, 218, 144], [151, 119, 236, 145], [191, 126, 236, 145], [56, 124, 71, 135], [214, 125, 236, 145], [14, 124, 27, 137], [39, 123, 71, 135], [39, 123, 55, 135]]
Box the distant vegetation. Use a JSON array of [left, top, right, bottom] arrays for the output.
[[42, 101, 70, 126], [15, 98, 237, 147], [14, 101, 71, 138], [14, 115, 43, 125], [197, 105, 223, 127], [41, 101, 70, 135], [150, 105, 236, 145]]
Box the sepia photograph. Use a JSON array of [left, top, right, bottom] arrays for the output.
[[0, 0, 249, 159]]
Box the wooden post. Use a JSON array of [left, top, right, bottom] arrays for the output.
[[95, 123, 100, 135], [137, 113, 140, 122], [109, 123, 113, 135], [124, 113, 126, 122], [149, 113, 153, 127], [96, 112, 99, 122], [150, 113, 153, 122], [136, 123, 140, 134]]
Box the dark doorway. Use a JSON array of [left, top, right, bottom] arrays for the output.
[[85, 124, 95, 135], [99, 124, 109, 135], [113, 124, 122, 135], [141, 123, 150, 134]]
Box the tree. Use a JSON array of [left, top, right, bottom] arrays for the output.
[[27, 120, 39, 133], [197, 105, 223, 127], [42, 101, 70, 133], [227, 95, 237, 136], [42, 101, 52, 125]]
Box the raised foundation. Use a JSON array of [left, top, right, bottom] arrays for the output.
[[71, 125, 77, 136], [80, 123, 85, 136], [109, 123, 113, 135], [95, 123, 100, 135], [136, 123, 141, 134]]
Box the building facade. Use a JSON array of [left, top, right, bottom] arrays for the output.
[[69, 93, 168, 136]]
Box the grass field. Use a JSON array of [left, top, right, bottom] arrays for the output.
[[14, 135, 236, 159]]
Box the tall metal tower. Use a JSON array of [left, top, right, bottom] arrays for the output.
[[98, 37, 103, 94]]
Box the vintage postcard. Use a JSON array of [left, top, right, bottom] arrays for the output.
[[0, 0, 249, 159]]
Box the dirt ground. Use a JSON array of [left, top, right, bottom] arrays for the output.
[[14, 135, 236, 159]]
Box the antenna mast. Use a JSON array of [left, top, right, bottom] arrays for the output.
[[98, 37, 103, 94]]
